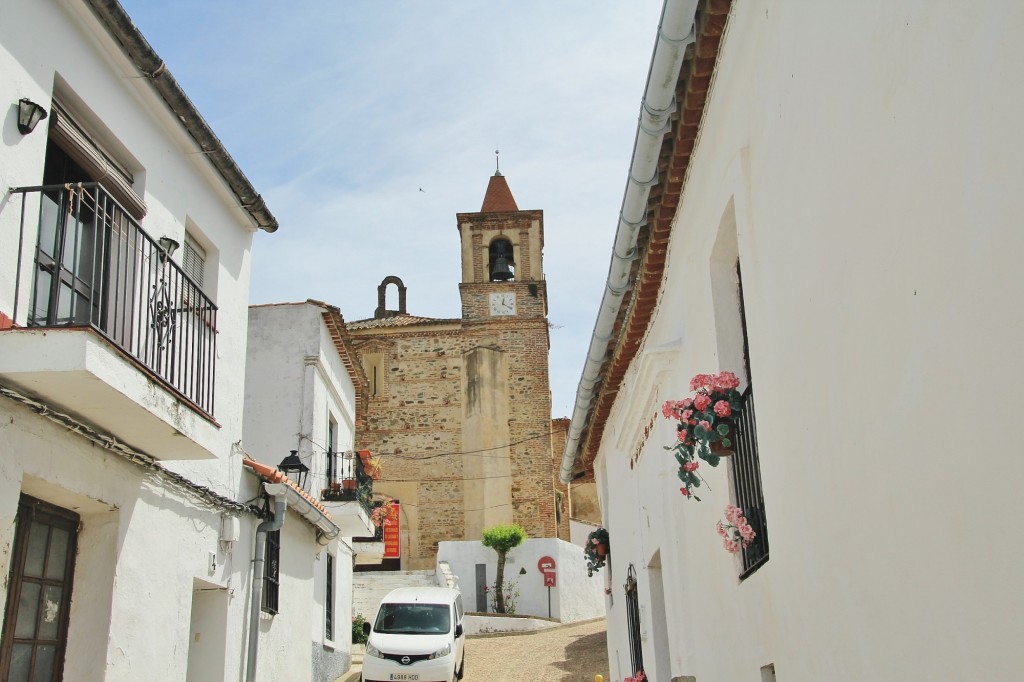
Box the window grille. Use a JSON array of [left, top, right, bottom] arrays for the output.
[[624, 565, 644, 678], [262, 530, 280, 615], [732, 387, 768, 576], [325, 554, 334, 640]]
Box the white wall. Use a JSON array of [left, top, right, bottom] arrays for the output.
[[437, 538, 604, 623], [0, 1, 277, 680], [0, 398, 261, 681], [1, 0, 259, 485], [596, 2, 1024, 681]]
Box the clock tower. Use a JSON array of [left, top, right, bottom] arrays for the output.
[[457, 171, 547, 322]]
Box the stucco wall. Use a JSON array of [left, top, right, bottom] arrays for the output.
[[595, 2, 1024, 681], [437, 538, 604, 623]]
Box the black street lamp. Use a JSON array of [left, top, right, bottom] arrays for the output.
[[278, 450, 309, 490]]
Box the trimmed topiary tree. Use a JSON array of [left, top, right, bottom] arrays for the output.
[[481, 523, 526, 614]]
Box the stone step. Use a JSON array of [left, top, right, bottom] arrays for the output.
[[352, 570, 441, 620]]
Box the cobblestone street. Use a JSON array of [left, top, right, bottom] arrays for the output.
[[340, 618, 609, 682]]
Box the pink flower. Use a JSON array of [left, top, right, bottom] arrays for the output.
[[693, 394, 712, 412], [677, 430, 689, 443], [680, 398, 693, 409], [739, 524, 756, 541], [715, 371, 740, 390], [683, 461, 699, 472], [713, 400, 732, 418], [723, 539, 740, 553], [698, 420, 712, 433], [716, 521, 727, 538], [679, 487, 690, 497], [681, 409, 693, 421]]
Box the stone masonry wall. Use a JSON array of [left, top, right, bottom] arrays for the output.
[[352, 317, 555, 569]]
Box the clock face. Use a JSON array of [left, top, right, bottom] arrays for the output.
[[488, 292, 516, 316]]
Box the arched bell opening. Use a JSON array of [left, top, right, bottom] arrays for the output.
[[488, 238, 515, 282]]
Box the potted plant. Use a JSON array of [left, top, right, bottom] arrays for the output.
[[716, 504, 756, 554], [371, 497, 395, 528], [662, 371, 745, 500], [584, 526, 610, 576]]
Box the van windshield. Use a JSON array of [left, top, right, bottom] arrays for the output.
[[374, 603, 451, 635]]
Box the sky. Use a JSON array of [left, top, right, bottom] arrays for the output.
[[119, 0, 666, 418]]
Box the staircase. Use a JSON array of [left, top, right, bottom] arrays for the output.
[[352, 570, 440, 621]]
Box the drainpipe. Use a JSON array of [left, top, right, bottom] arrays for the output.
[[559, 0, 698, 485], [246, 483, 287, 682]]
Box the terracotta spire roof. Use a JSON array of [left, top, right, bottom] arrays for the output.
[[480, 172, 519, 212]]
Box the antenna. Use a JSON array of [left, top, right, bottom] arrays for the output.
[[495, 149, 501, 176]]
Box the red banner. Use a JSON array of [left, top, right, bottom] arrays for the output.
[[383, 502, 401, 559]]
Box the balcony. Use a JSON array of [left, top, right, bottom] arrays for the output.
[[319, 450, 375, 537], [0, 183, 219, 460]]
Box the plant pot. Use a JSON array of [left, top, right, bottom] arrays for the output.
[[710, 422, 737, 457], [596, 543, 608, 557], [343, 479, 357, 491]]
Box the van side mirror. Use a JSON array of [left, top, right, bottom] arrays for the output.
[[455, 624, 463, 638], [362, 621, 371, 636]]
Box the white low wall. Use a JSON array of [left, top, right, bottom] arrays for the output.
[[437, 538, 604, 623], [464, 614, 559, 636]]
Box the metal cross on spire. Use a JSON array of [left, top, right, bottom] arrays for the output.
[[495, 149, 502, 176]]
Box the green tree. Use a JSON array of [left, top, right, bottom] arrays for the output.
[[481, 523, 526, 614]]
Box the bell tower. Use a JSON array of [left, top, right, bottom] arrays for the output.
[[457, 171, 546, 321]]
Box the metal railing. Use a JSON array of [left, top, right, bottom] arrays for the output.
[[9, 183, 217, 415], [733, 387, 769, 577], [321, 450, 373, 516]]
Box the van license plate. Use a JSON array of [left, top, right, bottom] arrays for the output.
[[389, 676, 418, 681]]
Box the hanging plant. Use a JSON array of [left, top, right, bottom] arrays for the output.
[[662, 371, 745, 500], [584, 526, 610, 576]]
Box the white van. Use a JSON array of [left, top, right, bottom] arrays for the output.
[[361, 586, 466, 682]]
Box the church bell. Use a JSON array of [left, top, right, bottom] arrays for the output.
[[490, 256, 514, 281]]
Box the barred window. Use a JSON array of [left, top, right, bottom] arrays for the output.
[[325, 553, 334, 640], [262, 530, 280, 615]]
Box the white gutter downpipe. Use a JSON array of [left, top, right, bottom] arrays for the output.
[[560, 0, 699, 484], [246, 483, 287, 682]]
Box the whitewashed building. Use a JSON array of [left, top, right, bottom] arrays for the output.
[[560, 1, 1024, 681], [243, 300, 375, 681], [0, 0, 328, 680]]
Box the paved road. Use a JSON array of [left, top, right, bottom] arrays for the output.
[[339, 619, 610, 682]]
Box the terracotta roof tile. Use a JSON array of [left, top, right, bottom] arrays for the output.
[[347, 314, 460, 330], [242, 456, 333, 521], [480, 173, 519, 212]]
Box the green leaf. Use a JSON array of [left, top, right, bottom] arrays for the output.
[[716, 423, 730, 436]]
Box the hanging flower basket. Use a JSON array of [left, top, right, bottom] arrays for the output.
[[662, 371, 745, 500], [584, 526, 610, 576]]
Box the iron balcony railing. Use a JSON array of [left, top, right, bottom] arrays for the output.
[[321, 450, 373, 516], [9, 183, 217, 415]]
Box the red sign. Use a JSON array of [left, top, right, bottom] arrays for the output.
[[538, 555, 556, 586], [383, 503, 401, 559]]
